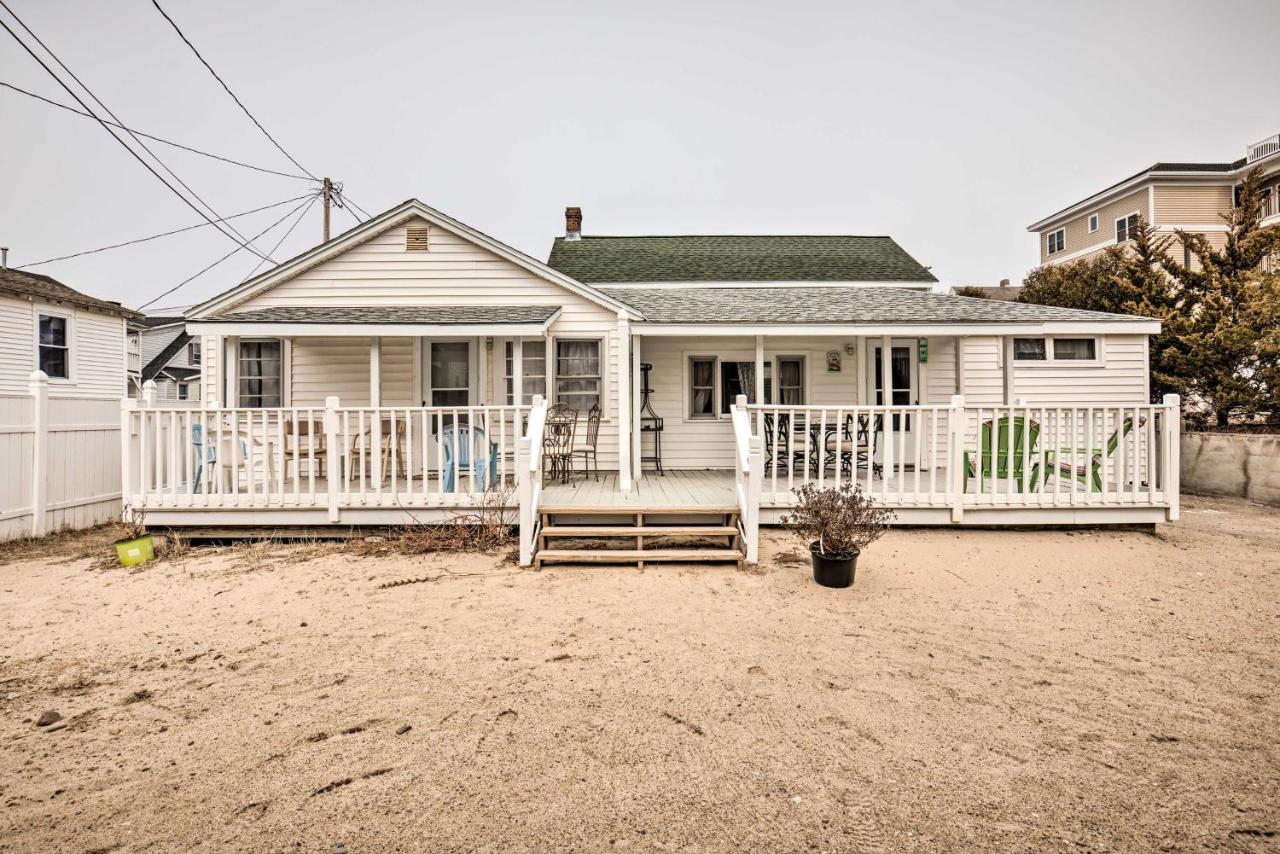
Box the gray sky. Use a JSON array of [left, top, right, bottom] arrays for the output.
[[2, 0, 1278, 310]]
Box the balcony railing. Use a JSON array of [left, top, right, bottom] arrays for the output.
[[1247, 133, 1280, 164]]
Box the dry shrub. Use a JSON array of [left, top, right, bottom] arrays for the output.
[[352, 487, 516, 557], [781, 482, 895, 557]]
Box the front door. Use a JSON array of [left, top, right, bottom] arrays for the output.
[[866, 339, 920, 467], [426, 340, 472, 406]]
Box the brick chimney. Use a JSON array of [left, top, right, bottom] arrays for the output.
[[564, 207, 582, 241]]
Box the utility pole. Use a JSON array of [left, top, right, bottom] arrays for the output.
[[321, 177, 332, 242]]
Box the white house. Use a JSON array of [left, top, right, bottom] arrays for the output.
[[122, 200, 1180, 566], [0, 266, 141, 539], [133, 316, 202, 402]]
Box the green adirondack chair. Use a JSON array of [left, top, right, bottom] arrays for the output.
[[963, 416, 1040, 493], [1032, 415, 1145, 492]]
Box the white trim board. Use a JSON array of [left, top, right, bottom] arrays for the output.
[[596, 280, 937, 290], [186, 320, 558, 337], [632, 321, 1161, 336]]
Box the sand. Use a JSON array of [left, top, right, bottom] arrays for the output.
[[1, 494, 1278, 853]]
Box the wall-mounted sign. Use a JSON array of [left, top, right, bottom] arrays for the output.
[[826, 350, 841, 372], [918, 338, 929, 363]]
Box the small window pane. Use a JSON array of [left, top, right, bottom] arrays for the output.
[[689, 357, 715, 418], [504, 340, 547, 404], [1053, 338, 1096, 360], [39, 316, 66, 346], [1013, 338, 1046, 361], [39, 345, 68, 378], [555, 340, 600, 410], [777, 357, 804, 405]]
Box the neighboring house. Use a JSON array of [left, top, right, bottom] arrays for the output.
[[1028, 131, 1280, 267], [123, 199, 1180, 565], [134, 315, 202, 401], [0, 266, 140, 396], [951, 280, 1022, 301]]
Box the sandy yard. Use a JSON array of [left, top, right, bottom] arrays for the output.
[[1, 496, 1278, 853]]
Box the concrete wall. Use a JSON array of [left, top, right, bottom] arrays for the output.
[[1181, 432, 1280, 506]]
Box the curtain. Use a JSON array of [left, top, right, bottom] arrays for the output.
[[778, 358, 803, 405], [735, 362, 755, 403], [691, 359, 714, 416]]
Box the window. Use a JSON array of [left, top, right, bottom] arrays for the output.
[[177, 383, 190, 401], [776, 356, 805, 405], [37, 314, 69, 379], [238, 340, 282, 408], [187, 341, 201, 365], [1013, 337, 1047, 361], [430, 341, 470, 406], [555, 339, 600, 411], [689, 357, 716, 418], [719, 361, 772, 414], [1047, 228, 1065, 255], [504, 340, 547, 404], [1115, 212, 1139, 244], [1088, 213, 1099, 233], [1052, 338, 1096, 360]]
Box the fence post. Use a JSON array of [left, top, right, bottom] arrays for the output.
[[949, 394, 966, 523], [28, 371, 48, 537], [121, 395, 138, 523], [516, 433, 533, 566], [1163, 393, 1181, 522], [142, 379, 157, 408], [745, 433, 763, 565], [324, 396, 341, 523]]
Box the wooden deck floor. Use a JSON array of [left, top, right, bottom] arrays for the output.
[[541, 470, 738, 509]]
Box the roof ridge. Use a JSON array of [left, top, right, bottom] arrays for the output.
[[563, 234, 898, 240]]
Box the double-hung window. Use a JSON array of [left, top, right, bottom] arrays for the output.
[[719, 361, 771, 414], [1088, 213, 1099, 233], [188, 341, 201, 365], [1047, 228, 1065, 255], [238, 340, 282, 408], [555, 339, 601, 411], [37, 314, 70, 379], [1115, 212, 1139, 244], [775, 356, 805, 405], [689, 357, 716, 418], [504, 340, 547, 405]]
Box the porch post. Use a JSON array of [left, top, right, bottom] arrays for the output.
[[223, 336, 239, 406], [955, 336, 966, 395], [512, 338, 523, 407], [369, 337, 381, 407], [880, 334, 894, 480], [754, 334, 765, 432], [1002, 336, 1015, 404], [616, 311, 633, 492], [949, 394, 966, 522], [207, 334, 223, 406], [631, 334, 643, 481], [1163, 393, 1181, 522], [324, 395, 341, 523]]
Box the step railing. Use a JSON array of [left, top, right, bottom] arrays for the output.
[[741, 395, 1181, 520], [729, 395, 764, 564], [121, 396, 533, 514], [516, 395, 549, 566]]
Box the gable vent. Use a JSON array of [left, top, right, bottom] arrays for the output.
[[405, 226, 430, 251]]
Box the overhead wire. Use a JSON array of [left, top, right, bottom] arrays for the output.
[[239, 193, 319, 282]]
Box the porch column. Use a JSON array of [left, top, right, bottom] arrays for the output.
[[880, 335, 894, 479], [223, 336, 239, 406], [369, 336, 381, 407], [754, 334, 765, 433], [631, 334, 643, 481], [955, 336, 966, 395], [616, 311, 633, 492], [512, 337, 523, 408], [207, 334, 223, 405], [1002, 336, 1015, 404], [478, 337, 489, 405]]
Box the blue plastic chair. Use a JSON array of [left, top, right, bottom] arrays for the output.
[[440, 424, 498, 492], [191, 423, 249, 492]]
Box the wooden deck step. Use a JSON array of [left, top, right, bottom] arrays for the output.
[[536, 548, 743, 565], [541, 525, 738, 538]]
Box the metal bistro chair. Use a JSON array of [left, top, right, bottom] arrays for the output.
[[824, 413, 880, 478], [542, 403, 578, 485], [570, 402, 602, 481]]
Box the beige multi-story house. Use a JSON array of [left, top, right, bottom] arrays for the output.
[[1028, 131, 1280, 267]]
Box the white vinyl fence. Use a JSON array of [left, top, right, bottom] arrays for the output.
[[0, 372, 123, 541]]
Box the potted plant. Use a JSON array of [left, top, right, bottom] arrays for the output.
[[114, 509, 155, 567], [781, 482, 894, 588]]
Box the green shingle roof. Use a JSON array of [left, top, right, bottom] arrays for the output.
[[547, 235, 936, 284]]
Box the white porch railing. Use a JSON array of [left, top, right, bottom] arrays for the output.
[[1247, 132, 1280, 164], [735, 395, 1181, 520], [729, 395, 764, 565], [516, 395, 549, 566], [121, 396, 536, 515]]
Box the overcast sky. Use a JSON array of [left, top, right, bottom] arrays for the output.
[[2, 0, 1277, 310]]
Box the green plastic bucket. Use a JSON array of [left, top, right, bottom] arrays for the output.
[[115, 535, 155, 567]]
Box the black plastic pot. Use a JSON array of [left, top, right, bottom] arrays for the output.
[[809, 541, 859, 588]]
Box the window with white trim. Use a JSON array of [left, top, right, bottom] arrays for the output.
[[1115, 212, 1139, 243], [1047, 228, 1065, 255], [188, 341, 201, 365], [504, 340, 547, 405], [555, 339, 601, 411], [1088, 213, 1099, 233], [1013, 336, 1099, 363], [689, 356, 716, 418], [776, 356, 805, 404], [238, 340, 282, 408], [177, 382, 190, 400], [37, 313, 69, 379]]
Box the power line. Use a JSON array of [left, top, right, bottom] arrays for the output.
[[16, 193, 316, 268], [0, 3, 276, 262], [240, 193, 319, 282], [336, 189, 373, 221], [137, 194, 316, 311], [150, 0, 317, 181], [0, 81, 311, 181]]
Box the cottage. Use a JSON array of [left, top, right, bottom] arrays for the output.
[[123, 200, 1180, 566], [133, 316, 203, 402]]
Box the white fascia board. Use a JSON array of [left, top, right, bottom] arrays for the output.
[[188, 200, 639, 320], [186, 321, 556, 337], [632, 321, 1160, 336], [598, 280, 937, 290]]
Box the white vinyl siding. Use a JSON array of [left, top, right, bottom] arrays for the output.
[[0, 295, 125, 398]]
